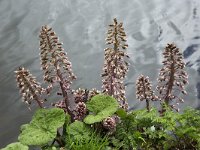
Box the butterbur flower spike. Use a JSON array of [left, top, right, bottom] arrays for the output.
[[103, 117, 116, 130], [73, 88, 89, 120], [39, 25, 76, 117], [102, 18, 129, 111], [39, 25, 76, 86], [73, 88, 88, 103], [156, 43, 189, 112], [136, 75, 158, 112], [73, 102, 87, 121], [15, 67, 44, 108]]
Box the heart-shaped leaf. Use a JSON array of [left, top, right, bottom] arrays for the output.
[[18, 108, 65, 146], [67, 121, 92, 141], [84, 94, 118, 124]]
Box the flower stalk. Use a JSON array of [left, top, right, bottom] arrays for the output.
[[156, 43, 188, 112], [102, 18, 129, 110], [136, 75, 158, 112], [15, 67, 44, 108], [39, 25, 76, 119]]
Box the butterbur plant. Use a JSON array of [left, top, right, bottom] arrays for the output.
[[136, 75, 158, 112], [102, 18, 129, 111], [40, 25, 76, 117], [156, 43, 189, 112], [15, 67, 45, 108], [3, 19, 200, 150]]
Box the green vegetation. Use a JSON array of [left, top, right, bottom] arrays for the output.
[[114, 107, 200, 149], [2, 18, 200, 150], [18, 108, 65, 146], [84, 94, 119, 124]]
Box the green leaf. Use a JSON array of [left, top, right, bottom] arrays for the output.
[[1, 142, 28, 150], [84, 94, 119, 124], [116, 108, 127, 118], [86, 94, 119, 114], [67, 121, 92, 141], [84, 115, 106, 124], [18, 108, 65, 146]]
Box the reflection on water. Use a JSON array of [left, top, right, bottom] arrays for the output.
[[0, 0, 200, 147]]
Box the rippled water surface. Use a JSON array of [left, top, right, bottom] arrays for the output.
[[0, 0, 200, 147]]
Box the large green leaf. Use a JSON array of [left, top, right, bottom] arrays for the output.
[[67, 121, 92, 141], [1, 142, 28, 150], [18, 108, 65, 146], [84, 94, 119, 124]]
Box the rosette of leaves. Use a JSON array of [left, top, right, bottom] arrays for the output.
[[15, 67, 44, 108], [18, 108, 65, 146], [156, 43, 188, 112], [84, 94, 119, 124], [102, 18, 129, 110]]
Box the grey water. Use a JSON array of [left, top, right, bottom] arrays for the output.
[[0, 0, 200, 147]]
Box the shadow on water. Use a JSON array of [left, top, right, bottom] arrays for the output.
[[0, 0, 200, 147]]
